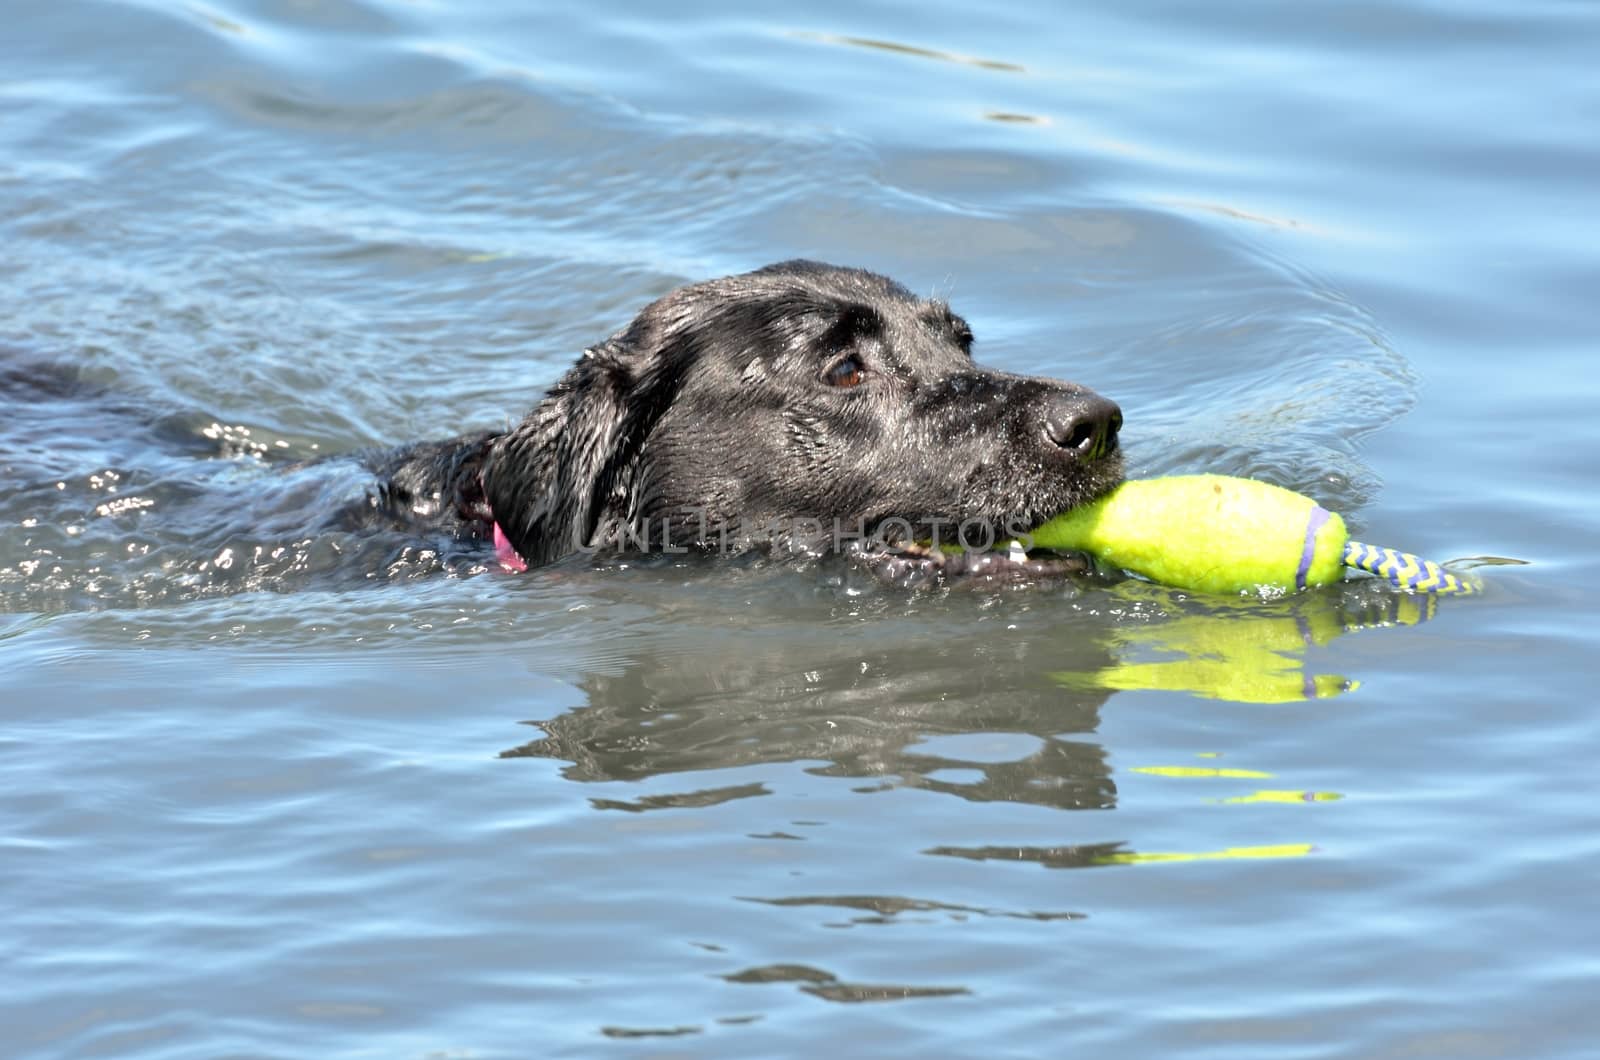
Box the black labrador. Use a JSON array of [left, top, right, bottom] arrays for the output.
[[370, 260, 1122, 582]]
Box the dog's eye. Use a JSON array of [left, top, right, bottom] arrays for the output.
[[824, 354, 866, 388]]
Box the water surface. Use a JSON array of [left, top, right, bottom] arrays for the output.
[[3, 1, 1597, 1056]]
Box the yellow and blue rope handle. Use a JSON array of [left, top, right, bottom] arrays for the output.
[[1295, 504, 1481, 595], [1341, 539, 1479, 594]]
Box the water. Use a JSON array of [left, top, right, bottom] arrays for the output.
[[3, 1, 1597, 1056]]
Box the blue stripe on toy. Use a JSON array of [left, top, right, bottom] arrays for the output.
[[1296, 506, 1332, 592]]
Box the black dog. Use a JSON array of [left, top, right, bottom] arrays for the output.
[[370, 260, 1122, 575]]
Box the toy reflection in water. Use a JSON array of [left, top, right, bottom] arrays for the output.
[[1053, 577, 1458, 704]]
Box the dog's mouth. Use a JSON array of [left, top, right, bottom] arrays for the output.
[[845, 538, 1096, 589], [957, 449, 1125, 538], [852, 443, 1128, 587], [1022, 449, 1125, 528]]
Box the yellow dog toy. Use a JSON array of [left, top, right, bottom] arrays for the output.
[[1029, 474, 1479, 596]]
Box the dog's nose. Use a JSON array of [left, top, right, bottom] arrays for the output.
[[1044, 394, 1122, 460]]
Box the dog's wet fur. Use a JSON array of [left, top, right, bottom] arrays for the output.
[[372, 261, 1124, 580], [0, 262, 1123, 604]]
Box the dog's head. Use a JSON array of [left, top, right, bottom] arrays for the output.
[[484, 261, 1122, 565]]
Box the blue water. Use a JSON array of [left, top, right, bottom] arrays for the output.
[[3, 2, 1598, 1056]]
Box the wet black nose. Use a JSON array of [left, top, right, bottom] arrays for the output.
[[1044, 394, 1122, 460]]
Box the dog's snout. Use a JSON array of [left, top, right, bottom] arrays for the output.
[[1044, 394, 1122, 460]]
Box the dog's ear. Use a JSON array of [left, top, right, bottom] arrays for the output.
[[480, 327, 688, 566]]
